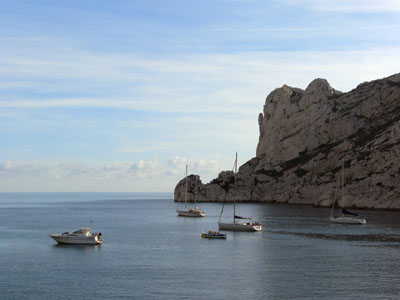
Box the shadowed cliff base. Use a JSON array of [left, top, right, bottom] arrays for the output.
[[175, 73, 400, 210]]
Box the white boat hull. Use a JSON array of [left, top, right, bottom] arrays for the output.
[[176, 209, 205, 217], [329, 216, 366, 225], [218, 222, 262, 231], [49, 234, 103, 245]]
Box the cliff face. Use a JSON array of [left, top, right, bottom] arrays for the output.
[[174, 73, 400, 209]]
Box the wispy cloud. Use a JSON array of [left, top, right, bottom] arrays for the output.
[[2, 49, 400, 114], [283, 0, 400, 13]]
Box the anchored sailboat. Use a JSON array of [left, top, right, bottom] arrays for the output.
[[329, 159, 366, 225], [176, 165, 205, 217], [218, 153, 262, 231]]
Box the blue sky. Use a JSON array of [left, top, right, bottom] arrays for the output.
[[1, 0, 400, 192]]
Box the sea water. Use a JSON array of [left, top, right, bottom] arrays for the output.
[[1, 192, 400, 299]]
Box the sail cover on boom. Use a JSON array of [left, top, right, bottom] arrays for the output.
[[342, 208, 359, 216], [235, 215, 251, 220]]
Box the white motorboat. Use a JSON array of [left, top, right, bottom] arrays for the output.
[[49, 227, 103, 244], [218, 153, 262, 232], [176, 165, 205, 217]]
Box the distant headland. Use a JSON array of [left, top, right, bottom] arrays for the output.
[[175, 73, 400, 210]]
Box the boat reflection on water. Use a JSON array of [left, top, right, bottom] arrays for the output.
[[52, 243, 102, 253]]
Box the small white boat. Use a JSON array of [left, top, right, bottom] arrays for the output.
[[49, 227, 103, 245], [176, 165, 205, 217], [329, 209, 366, 225], [201, 230, 227, 239], [177, 207, 205, 217], [329, 216, 366, 225]]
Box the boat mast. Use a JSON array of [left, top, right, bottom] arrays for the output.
[[178, 184, 182, 204], [194, 176, 197, 207], [341, 159, 344, 208], [233, 152, 237, 223], [330, 159, 346, 218], [185, 164, 188, 210], [330, 191, 336, 217]]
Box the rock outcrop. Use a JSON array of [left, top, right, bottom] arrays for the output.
[[174, 73, 400, 209]]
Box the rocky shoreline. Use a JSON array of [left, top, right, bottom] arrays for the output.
[[174, 73, 400, 210]]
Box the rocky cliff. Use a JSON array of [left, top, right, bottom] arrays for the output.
[[174, 73, 400, 209]]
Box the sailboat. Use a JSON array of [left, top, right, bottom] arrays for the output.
[[218, 153, 262, 231], [176, 165, 205, 217], [329, 159, 366, 225]]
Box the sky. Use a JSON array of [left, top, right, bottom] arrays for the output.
[[1, 0, 400, 192]]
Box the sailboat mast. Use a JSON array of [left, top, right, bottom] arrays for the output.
[[194, 176, 197, 207], [342, 159, 345, 203], [185, 165, 188, 210], [233, 152, 237, 223], [330, 191, 336, 217]]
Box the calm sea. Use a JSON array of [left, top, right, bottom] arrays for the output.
[[1, 192, 400, 300]]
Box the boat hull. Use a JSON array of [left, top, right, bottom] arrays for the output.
[[218, 222, 262, 231], [49, 234, 103, 245], [329, 216, 366, 225], [201, 232, 227, 239], [176, 209, 205, 217]]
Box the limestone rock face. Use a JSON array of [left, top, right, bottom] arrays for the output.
[[256, 79, 343, 163], [174, 73, 400, 209]]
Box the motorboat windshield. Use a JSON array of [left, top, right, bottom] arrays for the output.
[[72, 227, 91, 235]]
